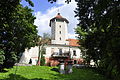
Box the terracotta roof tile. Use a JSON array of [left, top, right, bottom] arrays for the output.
[[49, 13, 69, 27], [55, 13, 63, 18], [67, 39, 80, 47]]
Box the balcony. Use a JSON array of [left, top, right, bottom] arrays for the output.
[[51, 51, 70, 58]]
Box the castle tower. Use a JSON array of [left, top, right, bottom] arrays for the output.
[[49, 13, 69, 45]]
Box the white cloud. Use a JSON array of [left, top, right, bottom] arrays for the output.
[[34, 0, 78, 39], [56, 0, 66, 4]]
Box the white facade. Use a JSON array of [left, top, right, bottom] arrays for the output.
[[19, 46, 39, 65], [50, 16, 69, 45], [19, 45, 82, 65], [19, 13, 83, 65], [45, 44, 82, 59]]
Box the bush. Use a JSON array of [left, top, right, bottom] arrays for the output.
[[0, 49, 5, 71]]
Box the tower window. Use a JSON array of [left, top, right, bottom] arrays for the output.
[[60, 37, 61, 40], [59, 31, 61, 34], [59, 25, 61, 28]]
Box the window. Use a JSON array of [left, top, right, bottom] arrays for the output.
[[59, 31, 61, 34], [59, 49, 62, 55], [60, 37, 61, 40], [59, 25, 61, 28], [74, 60, 77, 64], [51, 48, 54, 53], [73, 50, 76, 56]]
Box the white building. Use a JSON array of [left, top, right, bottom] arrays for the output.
[[19, 13, 83, 66]]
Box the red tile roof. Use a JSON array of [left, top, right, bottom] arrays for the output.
[[67, 39, 80, 47], [55, 13, 63, 18], [49, 13, 69, 27]]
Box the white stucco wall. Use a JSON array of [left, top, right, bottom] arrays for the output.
[[19, 46, 39, 65], [51, 21, 55, 40], [51, 20, 69, 45], [19, 49, 31, 64], [19, 45, 82, 65], [44, 45, 82, 59]]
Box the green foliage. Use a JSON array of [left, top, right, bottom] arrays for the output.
[[0, 50, 5, 65], [48, 0, 71, 4], [0, 66, 108, 80], [41, 33, 51, 45], [43, 33, 51, 40], [48, 0, 57, 3], [75, 0, 120, 79], [9, 52, 18, 63], [40, 48, 45, 66], [0, 0, 38, 68], [25, 0, 34, 7]]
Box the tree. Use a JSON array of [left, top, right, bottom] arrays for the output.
[[0, 49, 5, 71], [41, 33, 51, 65], [37, 33, 51, 66], [42, 33, 51, 44], [74, 0, 120, 79], [40, 47, 45, 66], [0, 0, 38, 69]]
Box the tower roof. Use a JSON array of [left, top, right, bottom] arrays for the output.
[[49, 13, 69, 27]]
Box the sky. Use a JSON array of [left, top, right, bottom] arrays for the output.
[[21, 0, 78, 39]]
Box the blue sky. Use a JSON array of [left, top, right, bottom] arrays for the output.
[[21, 0, 78, 39], [21, 0, 62, 14]]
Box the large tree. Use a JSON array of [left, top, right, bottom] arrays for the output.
[[75, 0, 120, 79], [0, 0, 38, 69]]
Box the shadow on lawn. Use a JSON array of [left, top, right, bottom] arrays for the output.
[[51, 68, 59, 73], [50, 68, 75, 80], [1, 74, 48, 80], [50, 68, 109, 80], [0, 70, 8, 73]]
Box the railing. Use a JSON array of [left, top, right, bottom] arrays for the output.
[[51, 52, 70, 57]]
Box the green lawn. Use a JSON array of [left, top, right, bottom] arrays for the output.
[[0, 66, 109, 80]]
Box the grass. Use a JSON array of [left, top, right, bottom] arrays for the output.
[[0, 66, 109, 80]]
